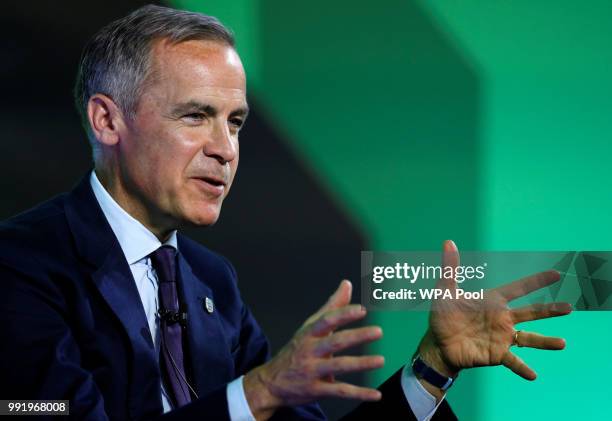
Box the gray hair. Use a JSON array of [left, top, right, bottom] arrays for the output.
[[73, 4, 235, 157]]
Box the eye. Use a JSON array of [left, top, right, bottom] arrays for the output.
[[182, 113, 206, 123], [229, 118, 244, 131]]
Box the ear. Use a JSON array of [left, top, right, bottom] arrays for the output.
[[87, 93, 127, 147]]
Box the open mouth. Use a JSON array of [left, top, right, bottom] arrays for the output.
[[200, 176, 225, 187], [192, 176, 226, 197]]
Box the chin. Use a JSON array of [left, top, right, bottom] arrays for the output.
[[182, 207, 222, 227]]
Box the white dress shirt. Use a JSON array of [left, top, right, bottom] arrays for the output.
[[90, 171, 253, 420], [90, 170, 442, 420], [401, 365, 446, 420]]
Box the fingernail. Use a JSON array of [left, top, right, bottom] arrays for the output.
[[350, 305, 365, 316]]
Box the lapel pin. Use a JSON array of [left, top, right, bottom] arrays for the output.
[[204, 296, 214, 314]]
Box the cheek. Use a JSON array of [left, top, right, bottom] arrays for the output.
[[226, 151, 239, 194], [149, 133, 200, 180], [121, 140, 188, 206]]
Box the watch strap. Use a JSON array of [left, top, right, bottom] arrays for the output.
[[411, 354, 456, 391]]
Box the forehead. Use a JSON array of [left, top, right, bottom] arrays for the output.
[[145, 39, 246, 104]]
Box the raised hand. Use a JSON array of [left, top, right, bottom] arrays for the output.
[[419, 240, 572, 393], [244, 280, 384, 420]]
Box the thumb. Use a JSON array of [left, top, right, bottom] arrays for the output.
[[320, 279, 353, 313], [303, 280, 353, 328], [439, 240, 459, 290]]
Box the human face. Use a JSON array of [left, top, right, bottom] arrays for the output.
[[116, 39, 247, 233]]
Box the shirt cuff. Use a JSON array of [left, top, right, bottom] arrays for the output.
[[400, 364, 446, 421], [227, 376, 256, 421]]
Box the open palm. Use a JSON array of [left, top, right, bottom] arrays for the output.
[[426, 241, 571, 380]]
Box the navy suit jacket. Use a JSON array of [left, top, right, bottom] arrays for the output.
[[0, 175, 456, 420]]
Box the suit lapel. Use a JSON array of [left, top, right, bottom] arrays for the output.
[[91, 245, 160, 400], [177, 253, 234, 395], [64, 173, 162, 416]]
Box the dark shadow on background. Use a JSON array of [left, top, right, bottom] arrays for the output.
[[0, 1, 159, 217], [258, 0, 481, 418], [184, 104, 367, 363]]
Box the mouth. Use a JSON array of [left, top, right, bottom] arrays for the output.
[[192, 176, 226, 197]]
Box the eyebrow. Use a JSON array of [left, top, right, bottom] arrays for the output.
[[171, 100, 249, 119]]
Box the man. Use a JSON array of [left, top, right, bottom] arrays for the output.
[[0, 5, 571, 420]]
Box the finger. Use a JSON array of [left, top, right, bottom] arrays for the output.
[[304, 280, 353, 327], [317, 280, 353, 314], [314, 326, 383, 356], [310, 305, 366, 336], [511, 302, 572, 324], [442, 240, 460, 269], [437, 240, 459, 290], [317, 355, 385, 377], [316, 381, 382, 401], [501, 351, 536, 380], [515, 331, 566, 350], [495, 270, 561, 302]]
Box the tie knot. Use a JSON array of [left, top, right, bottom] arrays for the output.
[[150, 245, 177, 283]]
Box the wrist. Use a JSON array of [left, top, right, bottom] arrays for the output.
[[417, 330, 459, 379], [243, 366, 281, 421]]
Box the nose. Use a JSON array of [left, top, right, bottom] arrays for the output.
[[204, 119, 238, 164]]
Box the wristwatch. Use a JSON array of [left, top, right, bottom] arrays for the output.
[[411, 354, 456, 391]]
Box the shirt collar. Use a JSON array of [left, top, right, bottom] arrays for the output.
[[90, 170, 178, 265]]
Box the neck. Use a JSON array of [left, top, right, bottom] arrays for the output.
[[94, 165, 176, 242]]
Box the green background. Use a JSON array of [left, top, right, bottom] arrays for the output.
[[172, 1, 612, 418]]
